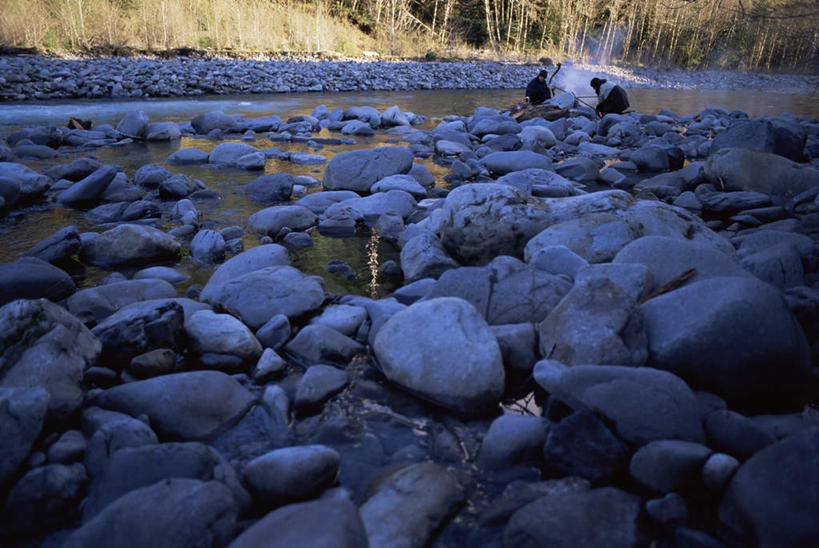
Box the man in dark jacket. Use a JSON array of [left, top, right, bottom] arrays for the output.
[[590, 77, 630, 116], [525, 69, 552, 105]]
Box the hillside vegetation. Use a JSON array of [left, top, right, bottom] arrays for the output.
[[0, 0, 816, 71]]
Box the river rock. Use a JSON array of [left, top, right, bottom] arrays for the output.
[[477, 414, 549, 470], [80, 224, 181, 267], [373, 297, 504, 414], [199, 244, 290, 303], [704, 409, 776, 460], [159, 173, 205, 199], [574, 263, 654, 301], [230, 499, 367, 548], [190, 229, 226, 264], [246, 172, 294, 202], [641, 276, 812, 402], [63, 478, 237, 548], [297, 190, 361, 213], [0, 257, 76, 306], [504, 487, 644, 548], [191, 110, 239, 134], [208, 142, 259, 166], [695, 183, 772, 213], [629, 440, 713, 493], [0, 299, 100, 421], [704, 147, 819, 200], [2, 463, 88, 533], [496, 168, 581, 198], [490, 322, 538, 373], [740, 242, 805, 289], [323, 146, 413, 192], [400, 231, 459, 283], [56, 165, 119, 207], [524, 211, 639, 264], [309, 304, 367, 337], [0, 387, 49, 487], [116, 110, 149, 139], [144, 121, 181, 141], [133, 266, 190, 285], [538, 278, 647, 366], [185, 310, 262, 364], [480, 150, 553, 175], [91, 371, 254, 440], [712, 118, 806, 161], [425, 255, 571, 325], [613, 235, 746, 289], [206, 265, 325, 329], [243, 444, 340, 503], [284, 324, 363, 366], [534, 362, 705, 444], [248, 204, 317, 236], [554, 156, 603, 181], [90, 299, 184, 366], [83, 415, 159, 477], [133, 164, 172, 187], [719, 427, 819, 547], [360, 461, 465, 548], [47, 429, 85, 464], [331, 189, 416, 223], [294, 364, 349, 408], [543, 409, 628, 482], [371, 174, 427, 198], [66, 278, 177, 324], [0, 162, 50, 200], [167, 148, 209, 165], [24, 225, 80, 264]]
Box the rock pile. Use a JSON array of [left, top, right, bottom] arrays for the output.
[[1, 90, 819, 547]]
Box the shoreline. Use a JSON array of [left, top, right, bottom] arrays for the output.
[[1, 55, 817, 103]]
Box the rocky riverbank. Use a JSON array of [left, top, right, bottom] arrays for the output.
[[1, 88, 819, 547], [1, 54, 818, 101]]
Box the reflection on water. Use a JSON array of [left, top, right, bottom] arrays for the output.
[[0, 87, 816, 299]]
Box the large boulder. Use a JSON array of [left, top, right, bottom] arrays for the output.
[[204, 265, 325, 329], [373, 297, 505, 414], [504, 487, 644, 548], [705, 148, 819, 200], [191, 110, 239, 134], [538, 278, 647, 366], [534, 362, 705, 444], [90, 371, 255, 440], [199, 244, 290, 304], [0, 257, 75, 306], [0, 299, 100, 421], [425, 256, 572, 325], [323, 147, 413, 192], [0, 387, 49, 487], [80, 224, 181, 267], [63, 479, 237, 548], [642, 276, 812, 402], [711, 118, 806, 162], [719, 427, 819, 548]]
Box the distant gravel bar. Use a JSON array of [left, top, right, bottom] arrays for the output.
[[0, 54, 817, 101]]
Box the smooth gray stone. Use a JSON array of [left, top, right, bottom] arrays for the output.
[[524, 211, 638, 264], [641, 276, 811, 401], [400, 231, 459, 283], [629, 440, 712, 494], [208, 142, 259, 166], [373, 297, 505, 414], [84, 416, 159, 477], [294, 365, 349, 408], [255, 314, 290, 349], [116, 110, 149, 139], [2, 463, 88, 533], [1, 299, 100, 421], [82, 441, 249, 522], [80, 224, 181, 267], [190, 229, 226, 264], [229, 499, 367, 548], [646, 493, 689, 528], [341, 119, 375, 135], [144, 121, 180, 141], [490, 322, 537, 373], [185, 310, 262, 364], [504, 487, 643, 548], [323, 147, 413, 192], [695, 184, 771, 214], [284, 324, 363, 366], [740, 242, 804, 289], [252, 348, 287, 382], [246, 172, 294, 202], [0, 257, 76, 306], [133, 266, 190, 285], [243, 445, 340, 502], [360, 462, 465, 548], [130, 348, 177, 378], [704, 410, 776, 460], [159, 173, 204, 199], [297, 190, 361, 214], [630, 145, 669, 171], [496, 168, 581, 198], [425, 255, 572, 325], [57, 165, 118, 206], [91, 299, 184, 366], [712, 118, 806, 162], [0, 162, 51, 199], [63, 479, 237, 548], [206, 265, 325, 329], [0, 387, 49, 486], [554, 156, 603, 181], [329, 189, 416, 224], [479, 478, 591, 526], [47, 429, 86, 464], [702, 453, 740, 492], [481, 150, 553, 175], [86, 202, 129, 223], [391, 277, 436, 305], [102, 179, 146, 204], [167, 148, 209, 165], [0, 176, 21, 207], [248, 204, 317, 236], [574, 263, 653, 301], [539, 278, 647, 366], [191, 110, 239, 134], [372, 174, 427, 198], [468, 115, 521, 137], [199, 244, 290, 304], [90, 371, 255, 440], [477, 415, 549, 470], [66, 279, 177, 324], [719, 428, 819, 548], [133, 164, 171, 188], [309, 304, 367, 337], [542, 409, 628, 483], [46, 158, 101, 182], [705, 147, 819, 200], [534, 362, 705, 445]]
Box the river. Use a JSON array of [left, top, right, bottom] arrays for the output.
[[1, 87, 817, 299]]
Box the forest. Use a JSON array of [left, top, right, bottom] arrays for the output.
[[0, 0, 816, 71]]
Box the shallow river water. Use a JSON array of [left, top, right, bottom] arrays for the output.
[[1, 87, 817, 299]]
